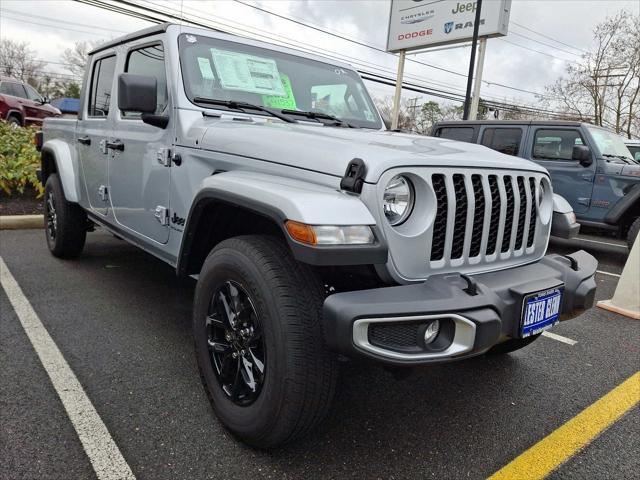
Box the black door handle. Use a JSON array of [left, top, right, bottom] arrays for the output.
[[106, 140, 125, 151], [77, 136, 91, 145]]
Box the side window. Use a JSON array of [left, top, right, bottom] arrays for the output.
[[3, 82, 27, 98], [435, 127, 474, 143], [88, 55, 116, 117], [25, 85, 42, 101], [124, 44, 168, 118], [533, 129, 583, 161], [481, 128, 522, 156]]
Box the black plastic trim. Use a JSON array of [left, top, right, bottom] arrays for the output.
[[323, 250, 597, 366], [604, 183, 640, 225], [177, 188, 388, 276], [551, 211, 580, 239]]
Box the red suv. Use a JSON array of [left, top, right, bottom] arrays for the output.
[[0, 76, 61, 127]]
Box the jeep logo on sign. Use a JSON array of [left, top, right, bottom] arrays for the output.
[[444, 21, 454, 34]]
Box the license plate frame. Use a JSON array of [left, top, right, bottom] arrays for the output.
[[520, 285, 564, 338]]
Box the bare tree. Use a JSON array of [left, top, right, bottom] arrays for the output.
[[62, 40, 102, 78], [374, 96, 414, 131], [0, 39, 45, 81], [546, 11, 640, 138]]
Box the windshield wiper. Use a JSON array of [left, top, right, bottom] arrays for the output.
[[602, 153, 633, 163], [192, 97, 297, 123], [279, 109, 357, 128]]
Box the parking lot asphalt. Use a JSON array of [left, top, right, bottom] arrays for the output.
[[1, 228, 638, 480]]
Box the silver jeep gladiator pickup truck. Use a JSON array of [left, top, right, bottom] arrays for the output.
[[39, 23, 597, 448]]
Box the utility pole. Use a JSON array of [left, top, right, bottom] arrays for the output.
[[469, 37, 487, 120], [406, 97, 419, 132], [463, 0, 483, 120], [391, 50, 406, 130]]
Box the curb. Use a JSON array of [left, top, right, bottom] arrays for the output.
[[0, 215, 44, 230]]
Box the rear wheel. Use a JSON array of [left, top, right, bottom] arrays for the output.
[[193, 235, 338, 448], [486, 334, 541, 355], [44, 173, 87, 258]]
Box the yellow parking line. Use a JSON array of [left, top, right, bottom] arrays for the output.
[[488, 371, 640, 480]]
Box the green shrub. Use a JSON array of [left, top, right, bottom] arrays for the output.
[[0, 121, 43, 197]]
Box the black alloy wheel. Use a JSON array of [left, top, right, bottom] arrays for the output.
[[207, 280, 266, 406], [45, 189, 58, 243]]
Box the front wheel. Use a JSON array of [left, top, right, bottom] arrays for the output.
[[44, 173, 87, 258], [193, 235, 338, 448], [626, 217, 640, 250]]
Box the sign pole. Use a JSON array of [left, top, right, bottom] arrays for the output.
[[469, 37, 487, 120], [391, 49, 406, 130], [463, 0, 483, 120]]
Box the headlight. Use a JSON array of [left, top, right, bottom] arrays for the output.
[[383, 175, 414, 226], [538, 181, 545, 206]]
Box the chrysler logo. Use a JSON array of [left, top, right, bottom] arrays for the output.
[[444, 22, 454, 34]]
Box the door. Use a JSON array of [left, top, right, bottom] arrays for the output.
[[478, 126, 525, 157], [108, 42, 171, 244], [23, 84, 49, 122], [77, 54, 117, 216], [528, 127, 595, 214]]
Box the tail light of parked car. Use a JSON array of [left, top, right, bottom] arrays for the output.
[[34, 131, 43, 152]]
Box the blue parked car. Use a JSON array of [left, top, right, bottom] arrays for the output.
[[432, 121, 640, 248]]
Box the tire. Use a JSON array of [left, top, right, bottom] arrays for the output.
[[626, 217, 640, 250], [7, 115, 21, 128], [44, 173, 87, 258], [193, 235, 338, 448], [485, 334, 541, 355]]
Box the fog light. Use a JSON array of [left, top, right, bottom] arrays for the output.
[[424, 320, 440, 345]]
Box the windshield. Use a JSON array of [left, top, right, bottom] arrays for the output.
[[586, 126, 634, 160], [178, 34, 382, 129], [627, 145, 640, 163]]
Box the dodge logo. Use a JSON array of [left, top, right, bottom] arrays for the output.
[[444, 22, 454, 34]]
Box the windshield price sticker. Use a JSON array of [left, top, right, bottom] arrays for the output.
[[197, 57, 215, 80], [262, 73, 297, 110], [211, 49, 286, 97]]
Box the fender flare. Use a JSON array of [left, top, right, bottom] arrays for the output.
[[41, 139, 80, 203], [177, 171, 387, 274], [604, 183, 640, 225]]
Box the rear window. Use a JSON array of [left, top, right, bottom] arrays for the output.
[[435, 127, 474, 143], [88, 55, 116, 117], [481, 128, 522, 156]]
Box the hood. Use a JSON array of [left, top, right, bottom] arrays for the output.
[[199, 119, 547, 183]]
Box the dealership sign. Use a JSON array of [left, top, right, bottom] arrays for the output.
[[387, 0, 512, 52]]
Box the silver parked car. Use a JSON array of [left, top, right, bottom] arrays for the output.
[[39, 23, 597, 448]]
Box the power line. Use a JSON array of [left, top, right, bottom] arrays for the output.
[[497, 38, 580, 64], [511, 21, 588, 54], [509, 31, 583, 57], [0, 7, 129, 34], [229, 0, 562, 99], [74, 0, 578, 118], [0, 13, 113, 37]]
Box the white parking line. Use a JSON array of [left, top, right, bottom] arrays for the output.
[[596, 270, 621, 278], [0, 257, 136, 480], [576, 237, 628, 249], [541, 331, 578, 346]]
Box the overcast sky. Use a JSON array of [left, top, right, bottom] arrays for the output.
[[1, 0, 638, 110]]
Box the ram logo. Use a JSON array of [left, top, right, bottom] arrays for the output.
[[444, 22, 454, 34]]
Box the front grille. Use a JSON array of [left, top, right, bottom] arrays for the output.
[[428, 171, 539, 263], [369, 323, 420, 349]]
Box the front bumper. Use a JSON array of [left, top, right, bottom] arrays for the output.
[[551, 211, 580, 239], [323, 250, 597, 365]]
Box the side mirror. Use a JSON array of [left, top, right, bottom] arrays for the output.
[[572, 145, 592, 167], [118, 73, 157, 113], [118, 73, 168, 128]]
